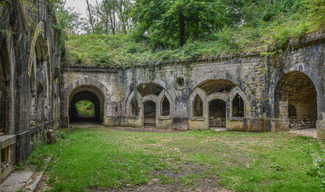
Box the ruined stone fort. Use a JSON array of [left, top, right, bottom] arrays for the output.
[[1, 0, 325, 182]]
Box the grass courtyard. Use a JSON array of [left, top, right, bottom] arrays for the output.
[[30, 127, 325, 191]]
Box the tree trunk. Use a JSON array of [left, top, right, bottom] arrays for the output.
[[118, 0, 127, 34], [85, 0, 94, 33]]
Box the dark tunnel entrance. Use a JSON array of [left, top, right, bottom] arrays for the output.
[[70, 91, 101, 123], [144, 100, 156, 127], [209, 99, 226, 128], [69, 85, 105, 124]]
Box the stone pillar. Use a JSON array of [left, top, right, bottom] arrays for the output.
[[274, 101, 290, 131], [317, 113, 325, 140]]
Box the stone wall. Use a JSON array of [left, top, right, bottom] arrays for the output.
[[0, 0, 60, 182], [61, 31, 325, 140]]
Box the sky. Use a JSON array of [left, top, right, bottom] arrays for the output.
[[65, 0, 100, 18]]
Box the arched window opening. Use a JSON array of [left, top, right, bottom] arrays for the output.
[[232, 94, 244, 117], [144, 101, 156, 127], [193, 95, 203, 117], [0, 40, 10, 135], [209, 99, 226, 127], [131, 98, 139, 116], [37, 83, 44, 123], [162, 97, 170, 116], [74, 100, 95, 119], [289, 104, 297, 119]]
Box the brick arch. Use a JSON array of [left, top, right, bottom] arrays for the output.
[[270, 67, 325, 120], [207, 92, 228, 103], [189, 78, 252, 98], [158, 90, 175, 117], [187, 87, 208, 118], [62, 78, 108, 126], [124, 81, 175, 116], [228, 86, 251, 118], [125, 91, 142, 116]]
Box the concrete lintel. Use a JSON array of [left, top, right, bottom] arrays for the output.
[[0, 135, 16, 150]]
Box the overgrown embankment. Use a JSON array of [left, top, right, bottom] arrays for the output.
[[64, 0, 325, 68]]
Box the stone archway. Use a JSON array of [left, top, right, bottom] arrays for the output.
[[274, 71, 317, 131], [69, 85, 105, 124]]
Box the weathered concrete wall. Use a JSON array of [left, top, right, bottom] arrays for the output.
[[60, 32, 325, 140], [0, 0, 60, 182]]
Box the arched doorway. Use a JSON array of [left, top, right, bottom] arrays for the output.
[[275, 71, 317, 129], [209, 99, 226, 127], [69, 85, 105, 124], [144, 100, 156, 127]]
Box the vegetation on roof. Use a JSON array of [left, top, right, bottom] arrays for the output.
[[57, 0, 325, 67]]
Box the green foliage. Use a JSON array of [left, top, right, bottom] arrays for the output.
[[74, 100, 95, 117], [65, 0, 325, 67], [52, 0, 80, 56], [131, 0, 227, 47], [306, 151, 325, 188]]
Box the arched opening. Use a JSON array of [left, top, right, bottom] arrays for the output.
[[289, 104, 297, 119], [74, 100, 95, 119], [209, 99, 226, 127], [198, 79, 236, 95], [193, 95, 203, 117], [275, 71, 317, 129], [232, 94, 244, 117], [137, 83, 164, 97], [161, 96, 170, 116], [131, 97, 139, 116], [144, 100, 156, 127], [69, 85, 105, 124], [0, 39, 10, 135]]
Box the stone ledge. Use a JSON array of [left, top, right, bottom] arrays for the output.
[[0, 135, 16, 150], [158, 116, 171, 120], [190, 117, 206, 121]]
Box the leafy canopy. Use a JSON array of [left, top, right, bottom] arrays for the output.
[[131, 0, 227, 47]]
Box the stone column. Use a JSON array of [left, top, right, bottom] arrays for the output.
[[317, 113, 325, 140], [274, 101, 290, 131]]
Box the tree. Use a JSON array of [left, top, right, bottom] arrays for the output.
[[85, 0, 95, 33], [131, 0, 227, 47]]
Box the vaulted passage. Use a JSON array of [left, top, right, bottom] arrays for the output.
[[209, 99, 226, 127], [275, 71, 317, 129], [69, 85, 105, 124], [144, 101, 156, 127]]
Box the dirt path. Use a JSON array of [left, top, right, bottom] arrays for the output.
[[288, 128, 317, 138]]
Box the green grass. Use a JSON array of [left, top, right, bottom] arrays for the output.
[[37, 128, 325, 191]]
